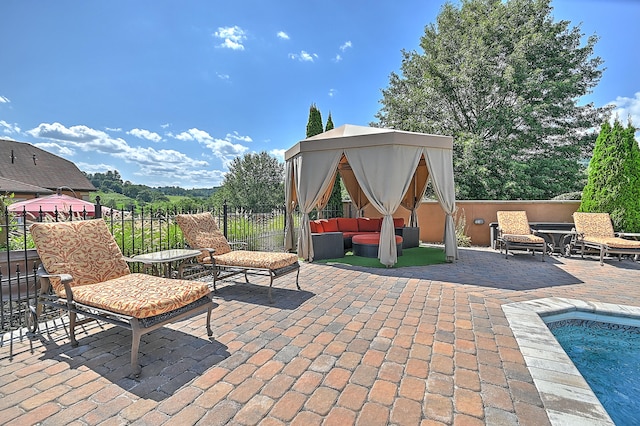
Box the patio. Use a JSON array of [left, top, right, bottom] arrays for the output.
[[1, 246, 639, 425]]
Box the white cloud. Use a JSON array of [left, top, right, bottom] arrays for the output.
[[217, 73, 230, 80], [160, 123, 170, 129], [288, 51, 318, 62], [328, 89, 337, 97], [171, 127, 249, 167], [34, 142, 76, 157], [75, 161, 117, 174], [127, 128, 162, 143], [269, 148, 286, 161], [214, 26, 247, 50], [226, 131, 252, 142], [27, 121, 208, 169], [277, 31, 289, 40], [609, 92, 640, 128], [27, 122, 130, 153], [339, 41, 352, 51], [105, 127, 122, 132], [0, 120, 20, 134], [0, 95, 10, 103], [333, 54, 342, 63]]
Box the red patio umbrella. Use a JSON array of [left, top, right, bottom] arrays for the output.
[[7, 194, 99, 218]]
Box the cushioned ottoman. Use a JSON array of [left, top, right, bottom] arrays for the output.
[[352, 234, 403, 258]]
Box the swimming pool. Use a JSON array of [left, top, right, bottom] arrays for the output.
[[547, 318, 640, 425], [502, 298, 634, 425]]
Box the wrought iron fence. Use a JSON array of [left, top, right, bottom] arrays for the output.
[[0, 199, 304, 333]]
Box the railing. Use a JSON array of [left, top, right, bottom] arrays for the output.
[[1, 199, 336, 333]]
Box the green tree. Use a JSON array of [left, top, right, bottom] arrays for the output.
[[578, 120, 640, 232], [306, 103, 324, 138], [219, 152, 285, 212], [324, 112, 343, 217], [375, 0, 609, 200], [325, 112, 334, 132]]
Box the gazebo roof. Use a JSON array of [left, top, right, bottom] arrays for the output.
[[284, 124, 452, 160]]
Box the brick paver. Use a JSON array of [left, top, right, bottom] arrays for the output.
[[2, 246, 639, 424]]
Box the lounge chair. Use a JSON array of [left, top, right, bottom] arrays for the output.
[[573, 212, 640, 265], [496, 211, 545, 261], [175, 212, 300, 303], [30, 219, 214, 377]]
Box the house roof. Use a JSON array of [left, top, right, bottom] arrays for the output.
[[0, 176, 54, 195], [0, 139, 96, 192]]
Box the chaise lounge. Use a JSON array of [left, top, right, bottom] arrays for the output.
[[175, 212, 300, 303], [30, 219, 215, 377], [496, 211, 546, 261], [573, 212, 640, 265]]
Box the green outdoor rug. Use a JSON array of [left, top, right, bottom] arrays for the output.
[[315, 246, 446, 268]]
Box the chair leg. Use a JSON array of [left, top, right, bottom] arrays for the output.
[[69, 311, 79, 347], [130, 321, 142, 378], [295, 268, 301, 290], [268, 274, 274, 304], [212, 270, 219, 293], [600, 248, 605, 266], [206, 303, 213, 337]]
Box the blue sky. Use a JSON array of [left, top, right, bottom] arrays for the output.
[[1, 1, 638, 189]]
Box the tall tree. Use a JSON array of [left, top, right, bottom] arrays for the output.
[[375, 0, 609, 200], [324, 112, 343, 217], [306, 104, 324, 138], [325, 112, 334, 132], [219, 151, 285, 212], [579, 120, 640, 232]]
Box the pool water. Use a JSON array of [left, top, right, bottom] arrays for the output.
[[548, 319, 640, 425]]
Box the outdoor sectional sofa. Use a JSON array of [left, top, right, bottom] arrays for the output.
[[310, 217, 420, 260]]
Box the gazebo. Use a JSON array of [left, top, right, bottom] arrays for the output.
[[284, 124, 458, 266]]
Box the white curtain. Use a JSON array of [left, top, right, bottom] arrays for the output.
[[401, 159, 430, 227], [345, 146, 423, 266], [291, 150, 343, 261], [284, 160, 297, 252], [424, 147, 458, 262]]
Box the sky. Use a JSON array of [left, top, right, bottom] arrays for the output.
[[1, 0, 639, 189]]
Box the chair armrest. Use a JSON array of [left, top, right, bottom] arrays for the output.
[[230, 241, 248, 249], [617, 232, 640, 239], [36, 269, 75, 303]]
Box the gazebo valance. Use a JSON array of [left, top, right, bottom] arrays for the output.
[[284, 124, 458, 266]]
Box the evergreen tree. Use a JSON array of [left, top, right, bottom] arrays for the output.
[[325, 112, 334, 132], [306, 104, 324, 138], [579, 120, 640, 232], [375, 0, 609, 200], [324, 112, 343, 217]]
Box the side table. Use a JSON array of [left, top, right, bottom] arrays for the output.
[[130, 249, 202, 278]]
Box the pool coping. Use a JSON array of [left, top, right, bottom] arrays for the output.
[[501, 297, 640, 425]]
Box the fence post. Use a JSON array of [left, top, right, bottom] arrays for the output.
[[223, 201, 228, 238], [95, 196, 102, 219]]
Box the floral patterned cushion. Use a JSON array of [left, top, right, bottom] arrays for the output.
[[497, 211, 532, 235], [211, 250, 299, 270], [175, 213, 231, 260], [573, 212, 615, 238], [71, 273, 210, 318], [581, 236, 640, 249], [30, 220, 132, 296], [501, 234, 545, 244]]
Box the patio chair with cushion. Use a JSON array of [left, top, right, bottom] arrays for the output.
[[496, 211, 545, 261], [30, 219, 214, 377], [572, 212, 640, 265], [175, 212, 300, 303]]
